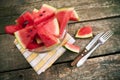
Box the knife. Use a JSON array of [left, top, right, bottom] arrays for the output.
[[71, 32, 104, 66]]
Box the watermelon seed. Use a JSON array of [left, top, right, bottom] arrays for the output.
[[28, 29, 33, 32], [23, 20, 29, 27], [43, 11, 46, 13], [39, 14, 43, 16]]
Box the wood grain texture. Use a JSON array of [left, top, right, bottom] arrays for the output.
[[0, 17, 120, 72], [0, 53, 120, 80], [0, 0, 120, 33], [0, 35, 30, 72]]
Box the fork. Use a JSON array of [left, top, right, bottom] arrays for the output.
[[76, 30, 113, 67]]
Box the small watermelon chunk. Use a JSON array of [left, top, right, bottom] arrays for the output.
[[14, 26, 37, 49], [64, 42, 80, 53], [75, 26, 93, 38], [5, 25, 22, 35], [16, 11, 34, 28], [56, 8, 73, 37], [37, 28, 60, 48], [34, 4, 56, 25]]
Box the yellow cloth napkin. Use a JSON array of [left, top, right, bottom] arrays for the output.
[[14, 33, 75, 75]]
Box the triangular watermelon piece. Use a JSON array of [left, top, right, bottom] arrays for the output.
[[16, 11, 34, 28], [37, 28, 60, 48], [56, 8, 73, 37], [75, 26, 93, 38], [34, 4, 56, 25], [14, 26, 37, 49], [37, 17, 59, 37]]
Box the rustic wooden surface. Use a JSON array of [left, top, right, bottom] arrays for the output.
[[0, 0, 120, 80]]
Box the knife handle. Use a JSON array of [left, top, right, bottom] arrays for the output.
[[71, 49, 88, 66]]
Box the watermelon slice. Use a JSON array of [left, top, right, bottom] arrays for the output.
[[75, 26, 93, 38], [64, 42, 80, 53], [58, 8, 79, 21], [5, 25, 22, 35], [37, 28, 60, 48], [56, 8, 73, 37], [16, 11, 34, 28], [14, 26, 37, 49], [37, 18, 59, 37], [34, 4, 56, 25]]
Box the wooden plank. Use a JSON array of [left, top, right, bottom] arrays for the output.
[[0, 35, 30, 72], [0, 17, 120, 72], [0, 0, 120, 33], [0, 0, 50, 7], [0, 54, 120, 80]]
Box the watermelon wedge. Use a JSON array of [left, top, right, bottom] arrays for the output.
[[64, 42, 80, 53], [37, 28, 60, 48], [14, 26, 37, 49], [75, 26, 93, 38], [57, 8, 79, 21], [56, 8, 73, 37], [37, 18, 59, 37], [16, 11, 34, 28], [34, 4, 56, 25], [5, 25, 22, 35]]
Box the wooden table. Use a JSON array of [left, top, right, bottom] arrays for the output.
[[0, 0, 120, 80]]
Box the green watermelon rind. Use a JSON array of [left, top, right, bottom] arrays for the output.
[[43, 4, 57, 12], [75, 33, 93, 38], [14, 31, 26, 49], [52, 18, 60, 36]]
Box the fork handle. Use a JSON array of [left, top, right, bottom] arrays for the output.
[[76, 43, 101, 67], [71, 49, 88, 66]]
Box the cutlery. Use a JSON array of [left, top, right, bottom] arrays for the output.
[[71, 32, 104, 66], [76, 30, 113, 67]]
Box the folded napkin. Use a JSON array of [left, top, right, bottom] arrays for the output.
[[14, 33, 75, 75]]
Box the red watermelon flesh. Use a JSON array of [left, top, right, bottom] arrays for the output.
[[14, 26, 37, 49], [75, 26, 93, 38], [34, 4, 56, 25], [27, 41, 44, 49], [37, 28, 60, 48], [16, 11, 34, 28], [5, 25, 22, 35], [56, 8, 73, 37]]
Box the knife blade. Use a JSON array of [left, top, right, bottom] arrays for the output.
[[71, 32, 104, 66]]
